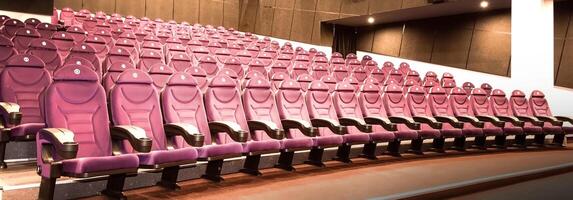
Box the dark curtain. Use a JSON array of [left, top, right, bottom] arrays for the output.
[[332, 25, 357, 58]]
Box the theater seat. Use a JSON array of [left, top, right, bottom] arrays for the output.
[[320, 75, 337, 92], [204, 74, 281, 179], [428, 86, 485, 149], [148, 64, 174, 91], [37, 65, 140, 200], [470, 88, 524, 147], [490, 89, 542, 140], [138, 49, 164, 71], [332, 65, 349, 82], [462, 82, 475, 94], [12, 28, 40, 54], [102, 61, 134, 93], [277, 79, 342, 167], [270, 72, 289, 92], [333, 81, 395, 160], [51, 31, 75, 58], [26, 38, 61, 74], [528, 90, 572, 145], [198, 55, 219, 77], [481, 83, 493, 96], [297, 73, 313, 92], [36, 23, 58, 39], [85, 35, 109, 65], [168, 52, 193, 72], [351, 66, 368, 82], [1, 19, 24, 38], [110, 69, 199, 189], [67, 43, 102, 78], [161, 72, 243, 181]]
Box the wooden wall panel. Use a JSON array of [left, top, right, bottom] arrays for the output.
[[340, 0, 369, 15], [173, 0, 200, 24], [271, 8, 294, 39], [556, 37, 573, 88], [371, 24, 403, 57], [554, 3, 571, 81], [316, 0, 342, 13], [368, 0, 402, 14], [223, 0, 240, 29], [145, 0, 174, 20], [290, 10, 315, 43], [474, 10, 511, 32], [311, 12, 338, 45], [401, 0, 428, 9], [116, 0, 146, 18], [54, 0, 82, 11], [276, 0, 295, 9], [356, 28, 375, 52], [431, 28, 473, 69], [83, 0, 115, 14], [199, 0, 224, 26], [399, 21, 435, 62], [238, 0, 258, 32], [294, 0, 318, 11], [466, 31, 511, 76], [254, 2, 275, 36]]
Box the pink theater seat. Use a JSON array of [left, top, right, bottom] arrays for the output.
[[104, 47, 133, 74], [148, 64, 175, 91], [222, 57, 244, 79], [423, 71, 439, 83], [35, 23, 58, 39], [67, 43, 102, 78], [198, 55, 219, 77], [214, 48, 232, 64], [26, 39, 61, 74], [404, 70, 422, 84], [270, 72, 289, 92], [12, 28, 40, 54], [1, 19, 24, 38], [361, 55, 372, 66], [398, 62, 412, 75], [351, 66, 368, 82], [320, 75, 337, 92], [186, 67, 209, 92], [168, 52, 193, 72], [311, 64, 329, 80], [297, 74, 313, 92], [381, 61, 395, 75], [51, 31, 75, 58], [103, 61, 134, 93], [369, 68, 386, 85], [0, 35, 17, 70], [364, 60, 378, 73], [66, 26, 87, 45], [113, 38, 139, 63], [481, 83, 493, 96], [85, 35, 109, 65], [138, 49, 164, 71]]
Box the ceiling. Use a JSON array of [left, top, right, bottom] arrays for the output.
[[324, 0, 511, 27]]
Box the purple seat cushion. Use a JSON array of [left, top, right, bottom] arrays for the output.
[[368, 132, 395, 142], [523, 126, 543, 134], [503, 127, 524, 135], [562, 126, 573, 134], [312, 135, 343, 147], [418, 129, 441, 139], [543, 126, 563, 135], [10, 123, 44, 137], [242, 140, 281, 153], [342, 133, 370, 144], [138, 147, 198, 166], [62, 154, 139, 175], [394, 130, 418, 140], [196, 143, 243, 158], [463, 128, 483, 137], [440, 129, 463, 138], [280, 138, 314, 150], [483, 127, 504, 136]]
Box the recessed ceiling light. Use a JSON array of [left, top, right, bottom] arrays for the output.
[[367, 17, 375, 24], [480, 1, 489, 8]]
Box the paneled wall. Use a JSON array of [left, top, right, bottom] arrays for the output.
[[54, 0, 241, 29], [554, 1, 573, 89], [238, 0, 434, 46], [356, 9, 512, 77]]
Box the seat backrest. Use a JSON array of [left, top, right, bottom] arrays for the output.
[[85, 35, 109, 63], [406, 85, 433, 117], [442, 80, 456, 94], [440, 72, 454, 86], [42, 65, 111, 158], [383, 83, 412, 117], [247, 59, 267, 77], [51, 31, 75, 58], [311, 64, 329, 80], [462, 82, 475, 94], [490, 89, 512, 116], [275, 79, 312, 139], [114, 38, 139, 62], [102, 61, 134, 93], [369, 68, 385, 85], [223, 57, 244, 79], [364, 60, 378, 73], [137, 49, 164, 71], [529, 90, 553, 117], [481, 83, 493, 96], [270, 72, 289, 92], [351, 66, 368, 82], [361, 55, 372, 66], [26, 38, 61, 74], [332, 65, 349, 82], [66, 26, 87, 45], [469, 88, 494, 116], [35, 23, 58, 39], [12, 28, 40, 54], [333, 81, 368, 134], [59, 8, 75, 26], [1, 54, 52, 125], [305, 80, 339, 136], [2, 19, 25, 38], [198, 55, 219, 77], [257, 52, 273, 67], [67, 43, 102, 78], [161, 72, 211, 147], [242, 76, 283, 141], [381, 61, 395, 75], [449, 87, 473, 116], [404, 70, 421, 84], [110, 69, 168, 151], [290, 62, 309, 78], [358, 82, 386, 119], [320, 75, 337, 92], [168, 52, 193, 72], [215, 48, 231, 64], [104, 47, 133, 74], [423, 71, 438, 83], [204, 74, 251, 144], [297, 73, 313, 92], [398, 62, 411, 75], [346, 59, 361, 70], [343, 76, 360, 91], [268, 62, 288, 79], [402, 79, 417, 93], [428, 86, 454, 116], [422, 80, 438, 93], [186, 67, 209, 92], [148, 63, 174, 91], [218, 68, 240, 89], [387, 69, 404, 84]]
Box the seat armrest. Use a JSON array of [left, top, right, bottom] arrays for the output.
[[456, 115, 485, 128], [208, 121, 249, 143], [39, 128, 78, 163], [434, 116, 465, 129], [281, 119, 317, 137], [111, 126, 153, 153], [339, 117, 372, 133], [496, 115, 525, 127], [164, 123, 205, 147], [413, 116, 443, 129], [363, 117, 397, 131], [556, 116, 573, 125], [247, 120, 285, 140], [311, 118, 348, 135], [0, 102, 22, 127], [536, 116, 564, 126], [475, 115, 505, 127], [516, 116, 545, 126], [388, 116, 420, 130]]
